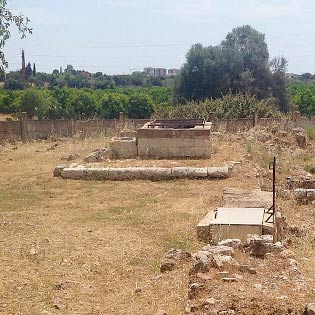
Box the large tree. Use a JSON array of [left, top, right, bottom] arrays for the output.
[[0, 0, 32, 70], [221, 25, 271, 98], [175, 25, 289, 111]]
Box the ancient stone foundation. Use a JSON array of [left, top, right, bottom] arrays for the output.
[[54, 165, 230, 181], [108, 120, 212, 159], [109, 137, 137, 159], [137, 121, 212, 158]]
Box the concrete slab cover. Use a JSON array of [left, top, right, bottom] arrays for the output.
[[223, 188, 273, 209], [211, 207, 265, 226]]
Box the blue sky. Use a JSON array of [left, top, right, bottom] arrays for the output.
[[4, 0, 315, 74]]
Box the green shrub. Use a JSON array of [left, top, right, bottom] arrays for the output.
[[97, 93, 128, 119], [154, 92, 279, 120], [127, 93, 154, 119], [19, 88, 50, 119]]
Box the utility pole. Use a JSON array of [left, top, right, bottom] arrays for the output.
[[21, 49, 26, 90]]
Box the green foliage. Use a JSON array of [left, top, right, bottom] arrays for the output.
[[0, 90, 16, 113], [0, 84, 282, 120], [0, 86, 171, 119], [270, 57, 289, 112], [25, 62, 33, 79], [127, 93, 154, 119], [19, 88, 49, 118], [154, 92, 278, 120], [4, 71, 23, 89], [67, 89, 97, 119], [175, 25, 288, 111], [97, 93, 128, 119], [288, 82, 315, 116]]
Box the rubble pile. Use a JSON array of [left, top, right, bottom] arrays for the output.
[[160, 233, 312, 315]]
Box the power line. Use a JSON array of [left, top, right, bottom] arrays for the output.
[[26, 53, 185, 59], [7, 62, 182, 70]]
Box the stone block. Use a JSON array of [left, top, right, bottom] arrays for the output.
[[172, 167, 189, 178], [107, 167, 136, 180], [197, 211, 214, 242], [53, 164, 66, 177], [86, 167, 109, 180], [110, 137, 137, 159], [60, 167, 88, 180], [187, 167, 208, 178], [105, 167, 173, 181], [207, 166, 230, 178]]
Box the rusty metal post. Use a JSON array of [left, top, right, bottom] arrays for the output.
[[272, 157, 277, 243]]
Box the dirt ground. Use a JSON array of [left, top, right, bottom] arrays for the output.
[[0, 132, 314, 315]]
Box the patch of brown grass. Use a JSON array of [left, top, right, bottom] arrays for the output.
[[0, 133, 314, 314]]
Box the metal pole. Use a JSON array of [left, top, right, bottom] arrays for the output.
[[273, 157, 277, 242]]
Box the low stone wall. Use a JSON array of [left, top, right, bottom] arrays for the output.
[[137, 137, 211, 158], [0, 121, 21, 143], [54, 165, 230, 181], [2, 115, 315, 143], [294, 188, 315, 204], [0, 117, 150, 143], [26, 119, 74, 139]]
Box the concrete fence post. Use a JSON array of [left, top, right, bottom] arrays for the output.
[[252, 111, 258, 127], [119, 112, 125, 122], [291, 111, 301, 123], [20, 112, 28, 143]]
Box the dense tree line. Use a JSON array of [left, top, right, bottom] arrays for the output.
[[1, 67, 174, 90], [2, 23, 315, 120], [175, 25, 289, 112], [288, 82, 315, 116], [0, 87, 172, 119]]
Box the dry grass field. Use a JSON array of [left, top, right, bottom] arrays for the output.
[[0, 114, 14, 121], [0, 131, 314, 314]]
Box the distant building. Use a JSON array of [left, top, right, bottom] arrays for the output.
[[154, 68, 167, 77], [79, 70, 92, 79], [144, 67, 179, 77], [65, 64, 74, 72], [144, 67, 155, 76], [168, 68, 180, 76]]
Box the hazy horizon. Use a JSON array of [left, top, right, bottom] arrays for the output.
[[4, 0, 315, 75]]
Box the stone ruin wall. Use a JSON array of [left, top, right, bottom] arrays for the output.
[[136, 127, 211, 159]]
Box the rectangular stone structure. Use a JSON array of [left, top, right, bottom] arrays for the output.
[[197, 207, 265, 243], [55, 165, 230, 181], [137, 121, 211, 158], [110, 137, 137, 159]]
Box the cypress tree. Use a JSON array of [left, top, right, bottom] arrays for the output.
[[33, 63, 36, 76]]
